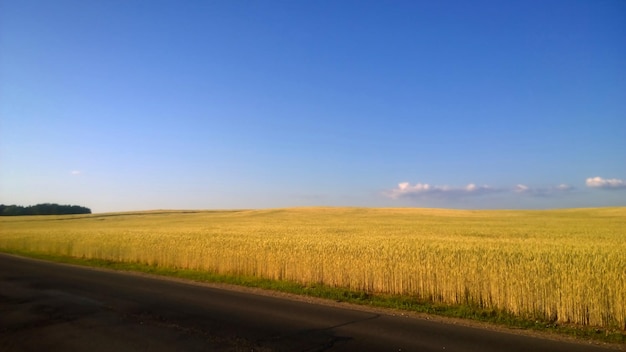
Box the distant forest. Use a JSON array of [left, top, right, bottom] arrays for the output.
[[0, 203, 92, 216]]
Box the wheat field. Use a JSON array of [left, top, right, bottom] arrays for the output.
[[1, 207, 624, 329]]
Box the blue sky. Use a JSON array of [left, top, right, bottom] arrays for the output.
[[1, 0, 625, 213]]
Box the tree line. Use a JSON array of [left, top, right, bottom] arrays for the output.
[[0, 203, 92, 216]]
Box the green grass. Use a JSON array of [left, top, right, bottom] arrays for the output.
[[2, 247, 624, 345]]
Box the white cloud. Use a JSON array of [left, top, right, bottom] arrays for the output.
[[515, 184, 530, 193], [388, 181, 576, 202], [388, 182, 498, 199], [586, 176, 626, 189], [515, 184, 574, 197], [70, 170, 81, 176], [556, 184, 571, 191]]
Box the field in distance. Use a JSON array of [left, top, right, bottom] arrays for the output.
[[1, 207, 624, 334]]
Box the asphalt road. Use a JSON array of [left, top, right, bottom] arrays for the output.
[[0, 253, 619, 352]]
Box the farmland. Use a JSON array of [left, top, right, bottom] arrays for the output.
[[0, 207, 624, 332]]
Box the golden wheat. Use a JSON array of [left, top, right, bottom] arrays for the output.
[[1, 207, 624, 329]]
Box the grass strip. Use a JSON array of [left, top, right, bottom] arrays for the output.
[[2, 248, 624, 345]]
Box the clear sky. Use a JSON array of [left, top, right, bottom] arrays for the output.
[[1, 0, 625, 213]]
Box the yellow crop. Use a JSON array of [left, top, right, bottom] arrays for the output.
[[1, 207, 624, 330]]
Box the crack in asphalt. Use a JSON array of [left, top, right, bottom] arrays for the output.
[[265, 313, 381, 352]]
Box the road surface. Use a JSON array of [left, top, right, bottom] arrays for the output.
[[0, 253, 619, 351]]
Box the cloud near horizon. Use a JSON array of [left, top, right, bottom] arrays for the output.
[[586, 176, 626, 189], [387, 182, 500, 200], [514, 183, 574, 197], [387, 182, 576, 201]]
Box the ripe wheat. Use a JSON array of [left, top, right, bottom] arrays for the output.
[[1, 207, 624, 329]]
